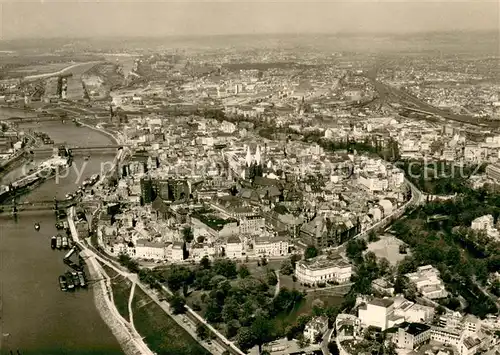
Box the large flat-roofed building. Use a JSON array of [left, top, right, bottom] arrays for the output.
[[358, 298, 395, 331], [295, 255, 352, 286], [396, 322, 431, 350]]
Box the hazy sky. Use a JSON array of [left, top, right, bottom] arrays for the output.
[[0, 0, 498, 39]]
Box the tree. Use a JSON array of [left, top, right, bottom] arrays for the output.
[[252, 316, 274, 353], [394, 275, 409, 294], [325, 306, 339, 328], [182, 226, 194, 243], [213, 259, 238, 279], [436, 305, 446, 315], [226, 319, 240, 338], [346, 239, 367, 263], [304, 245, 319, 259], [328, 341, 340, 355], [384, 341, 398, 355], [196, 324, 209, 340], [205, 299, 223, 323], [169, 294, 186, 314], [297, 333, 309, 348], [199, 255, 211, 270], [378, 257, 391, 276], [237, 327, 256, 351], [491, 279, 500, 297], [222, 297, 240, 323], [239, 264, 251, 279], [404, 281, 418, 302], [267, 270, 278, 286], [165, 266, 193, 291], [296, 314, 312, 330], [280, 258, 294, 275], [368, 230, 380, 242], [312, 299, 325, 317]]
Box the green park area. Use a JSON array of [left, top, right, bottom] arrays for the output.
[[132, 287, 210, 355], [390, 187, 500, 318]]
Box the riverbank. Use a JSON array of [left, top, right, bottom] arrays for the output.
[[68, 207, 153, 355]]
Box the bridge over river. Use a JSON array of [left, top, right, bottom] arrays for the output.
[[0, 198, 77, 213], [31, 145, 125, 156]]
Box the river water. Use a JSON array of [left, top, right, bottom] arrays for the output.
[[0, 108, 122, 355]]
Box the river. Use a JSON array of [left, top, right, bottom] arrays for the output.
[[0, 108, 122, 355]]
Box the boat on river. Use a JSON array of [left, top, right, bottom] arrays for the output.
[[62, 235, 69, 249], [71, 272, 80, 287], [34, 222, 40, 231], [56, 235, 62, 249], [78, 271, 86, 287], [65, 272, 75, 290], [59, 275, 68, 291], [51, 236, 56, 249]]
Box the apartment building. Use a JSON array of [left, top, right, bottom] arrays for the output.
[[225, 235, 244, 258], [396, 322, 431, 350], [253, 236, 289, 257]]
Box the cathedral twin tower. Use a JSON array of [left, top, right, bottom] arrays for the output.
[[245, 145, 264, 180]]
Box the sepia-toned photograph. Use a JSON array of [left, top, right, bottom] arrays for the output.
[[0, 1, 499, 355]]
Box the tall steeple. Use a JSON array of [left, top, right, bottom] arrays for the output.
[[255, 145, 261, 166], [245, 145, 252, 167]]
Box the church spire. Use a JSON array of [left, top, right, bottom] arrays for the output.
[[245, 145, 252, 167], [255, 145, 261, 166]]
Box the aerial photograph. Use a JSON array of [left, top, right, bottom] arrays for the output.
[[0, 1, 499, 355]]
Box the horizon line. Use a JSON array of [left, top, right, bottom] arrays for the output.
[[2, 29, 498, 42]]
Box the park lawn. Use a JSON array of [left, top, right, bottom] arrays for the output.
[[186, 290, 209, 315], [100, 263, 119, 278], [273, 291, 344, 331], [279, 273, 300, 291], [109, 275, 132, 322], [132, 287, 210, 355]]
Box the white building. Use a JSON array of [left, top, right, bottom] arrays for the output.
[[358, 298, 395, 331], [188, 243, 216, 261], [225, 235, 243, 258], [471, 214, 494, 231], [166, 242, 184, 262], [406, 265, 448, 299], [396, 322, 431, 350], [358, 173, 389, 192], [253, 236, 289, 257], [135, 239, 167, 260], [393, 296, 435, 323], [295, 256, 352, 286]]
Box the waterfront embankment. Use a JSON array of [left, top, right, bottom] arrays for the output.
[[68, 207, 153, 355]]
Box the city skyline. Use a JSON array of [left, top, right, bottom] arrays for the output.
[[0, 0, 498, 40]]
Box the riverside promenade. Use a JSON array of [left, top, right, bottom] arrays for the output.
[[68, 207, 154, 355]]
